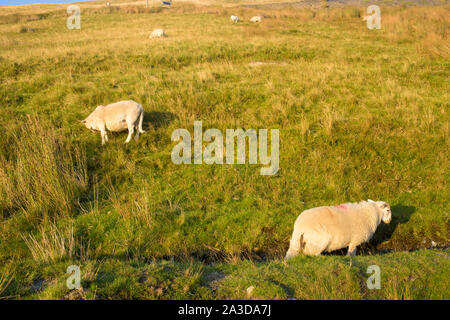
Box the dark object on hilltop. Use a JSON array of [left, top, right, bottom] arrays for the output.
[[19, 26, 36, 33]]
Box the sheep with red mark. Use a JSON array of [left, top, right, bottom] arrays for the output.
[[285, 200, 392, 259]]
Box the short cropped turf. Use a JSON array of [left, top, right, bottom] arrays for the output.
[[0, 0, 449, 299]]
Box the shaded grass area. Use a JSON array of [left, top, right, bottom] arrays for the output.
[[0, 3, 449, 299]]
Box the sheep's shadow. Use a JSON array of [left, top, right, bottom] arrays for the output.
[[143, 111, 177, 130], [324, 204, 417, 256], [368, 204, 416, 248]]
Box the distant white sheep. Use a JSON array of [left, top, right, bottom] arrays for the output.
[[150, 28, 166, 38], [230, 15, 240, 23], [285, 200, 392, 259], [250, 16, 262, 23]]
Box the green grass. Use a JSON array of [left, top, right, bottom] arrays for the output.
[[2, 249, 449, 299], [0, 2, 449, 299]]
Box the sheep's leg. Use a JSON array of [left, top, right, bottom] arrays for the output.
[[125, 121, 134, 143], [304, 239, 329, 256], [138, 111, 146, 134], [347, 245, 357, 256], [100, 126, 108, 145], [101, 131, 108, 145], [134, 124, 140, 141], [287, 231, 331, 258]]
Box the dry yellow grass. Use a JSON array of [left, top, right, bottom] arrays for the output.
[[0, 268, 13, 298], [0, 116, 87, 221], [22, 223, 76, 263]]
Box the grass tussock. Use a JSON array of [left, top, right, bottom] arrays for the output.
[[0, 116, 87, 221], [22, 223, 76, 263], [0, 269, 13, 298]]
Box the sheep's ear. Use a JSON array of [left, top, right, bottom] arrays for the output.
[[81, 119, 86, 124], [367, 199, 375, 203]]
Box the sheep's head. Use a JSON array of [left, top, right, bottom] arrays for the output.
[[81, 118, 94, 131], [368, 199, 391, 224], [81, 116, 98, 132], [81, 106, 104, 131]]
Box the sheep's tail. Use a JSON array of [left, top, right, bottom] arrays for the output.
[[299, 233, 305, 253], [138, 107, 145, 133], [285, 233, 305, 260]]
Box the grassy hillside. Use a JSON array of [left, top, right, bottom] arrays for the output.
[[0, 1, 449, 299]]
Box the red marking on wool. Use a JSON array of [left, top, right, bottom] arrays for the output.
[[335, 204, 347, 209]]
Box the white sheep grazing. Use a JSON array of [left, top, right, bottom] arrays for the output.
[[230, 15, 240, 23], [150, 28, 166, 38], [285, 200, 392, 259], [250, 16, 262, 23], [82, 100, 145, 145]]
